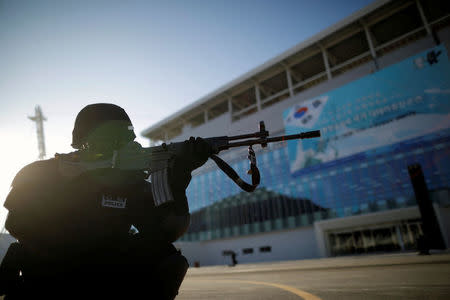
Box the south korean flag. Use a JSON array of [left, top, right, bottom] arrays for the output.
[[284, 96, 328, 129]]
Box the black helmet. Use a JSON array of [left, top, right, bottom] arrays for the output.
[[72, 103, 136, 149]]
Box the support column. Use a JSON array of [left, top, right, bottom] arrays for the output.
[[416, 0, 431, 36], [228, 96, 233, 122], [255, 84, 262, 111], [415, 0, 439, 45], [362, 20, 379, 70], [396, 225, 405, 251], [319, 44, 332, 80], [286, 68, 294, 97]]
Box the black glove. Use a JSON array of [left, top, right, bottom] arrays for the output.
[[166, 137, 212, 215], [185, 137, 212, 170]]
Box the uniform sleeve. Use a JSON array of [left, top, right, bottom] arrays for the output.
[[131, 181, 190, 245], [3, 160, 61, 247], [159, 137, 211, 216], [174, 137, 212, 173], [132, 138, 212, 244], [4, 160, 53, 211]]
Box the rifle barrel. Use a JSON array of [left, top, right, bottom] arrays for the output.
[[266, 130, 321, 143], [220, 130, 320, 150], [226, 131, 268, 141]]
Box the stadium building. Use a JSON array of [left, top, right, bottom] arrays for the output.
[[142, 0, 450, 266]]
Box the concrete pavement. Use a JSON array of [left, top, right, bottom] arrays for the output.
[[178, 252, 450, 299]]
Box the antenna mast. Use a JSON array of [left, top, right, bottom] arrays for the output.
[[28, 105, 47, 160]]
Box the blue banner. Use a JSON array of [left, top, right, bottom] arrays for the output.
[[283, 46, 450, 176]]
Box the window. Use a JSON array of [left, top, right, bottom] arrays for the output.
[[259, 246, 272, 253], [290, 53, 325, 83], [208, 100, 229, 120], [370, 4, 423, 46], [231, 87, 257, 112], [242, 248, 254, 254], [419, 0, 450, 23], [188, 113, 205, 128]]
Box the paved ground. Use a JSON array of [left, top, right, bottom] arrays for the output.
[[178, 252, 450, 300]]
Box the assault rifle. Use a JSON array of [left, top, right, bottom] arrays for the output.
[[58, 121, 320, 202]]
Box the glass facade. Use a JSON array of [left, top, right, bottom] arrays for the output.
[[180, 128, 450, 242]]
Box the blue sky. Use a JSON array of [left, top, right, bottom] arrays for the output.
[[0, 0, 375, 226]]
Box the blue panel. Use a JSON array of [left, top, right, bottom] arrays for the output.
[[284, 46, 450, 176]]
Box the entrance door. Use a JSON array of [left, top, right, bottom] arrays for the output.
[[328, 220, 423, 256]]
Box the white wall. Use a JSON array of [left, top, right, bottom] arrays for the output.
[[434, 204, 450, 249], [175, 226, 317, 267]]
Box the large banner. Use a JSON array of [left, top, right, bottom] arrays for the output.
[[283, 45, 450, 175]]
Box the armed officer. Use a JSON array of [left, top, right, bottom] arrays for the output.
[[0, 103, 212, 299]]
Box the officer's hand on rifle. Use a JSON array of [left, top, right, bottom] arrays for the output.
[[190, 137, 213, 169], [179, 137, 213, 171], [167, 137, 213, 213], [169, 137, 212, 194]]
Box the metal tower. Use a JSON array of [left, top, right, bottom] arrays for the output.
[[28, 106, 47, 160]]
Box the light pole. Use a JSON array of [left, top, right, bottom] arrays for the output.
[[28, 106, 47, 160]]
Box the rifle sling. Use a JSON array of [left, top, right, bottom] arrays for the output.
[[210, 154, 260, 193]]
